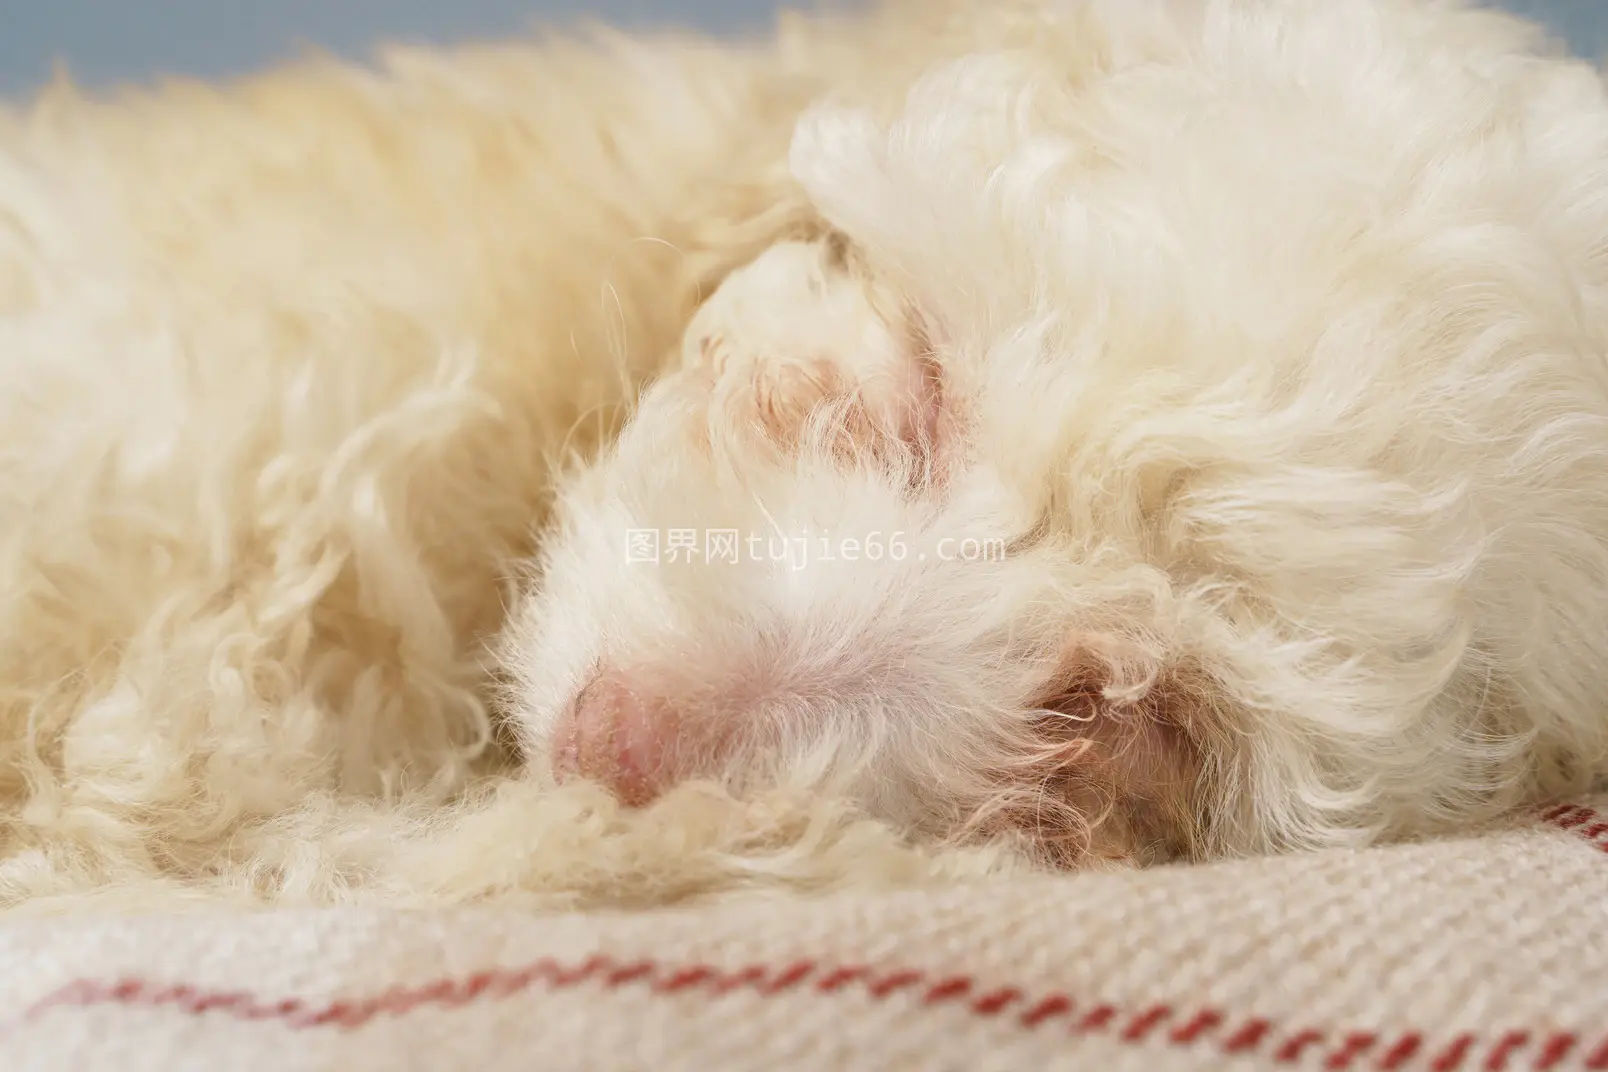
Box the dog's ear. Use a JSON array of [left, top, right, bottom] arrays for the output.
[[1005, 631, 1220, 866], [680, 239, 948, 481]]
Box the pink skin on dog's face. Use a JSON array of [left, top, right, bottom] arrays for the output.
[[551, 672, 677, 808]]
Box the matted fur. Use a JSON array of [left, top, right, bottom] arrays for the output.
[[3, 0, 1608, 911]]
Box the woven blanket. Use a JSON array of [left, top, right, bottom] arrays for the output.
[[3, 796, 1605, 1071]]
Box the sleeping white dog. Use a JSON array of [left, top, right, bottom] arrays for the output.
[[506, 0, 1608, 867], [3, 0, 1608, 907]]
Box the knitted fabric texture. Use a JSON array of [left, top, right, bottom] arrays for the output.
[[3, 796, 1605, 1071]]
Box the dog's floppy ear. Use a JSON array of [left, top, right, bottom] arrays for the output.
[[1005, 631, 1221, 866], [680, 238, 948, 480]]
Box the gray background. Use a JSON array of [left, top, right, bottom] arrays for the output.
[[0, 1, 1604, 96]]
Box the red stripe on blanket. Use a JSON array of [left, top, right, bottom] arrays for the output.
[[15, 802, 1607, 1069], [1539, 802, 1608, 853], [20, 955, 1605, 1070]]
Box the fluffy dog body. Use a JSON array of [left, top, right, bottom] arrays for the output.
[[3, 0, 1608, 906]]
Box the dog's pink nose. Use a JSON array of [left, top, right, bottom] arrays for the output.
[[551, 671, 682, 807]]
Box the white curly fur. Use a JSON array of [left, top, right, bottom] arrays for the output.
[[1, 0, 1606, 910]]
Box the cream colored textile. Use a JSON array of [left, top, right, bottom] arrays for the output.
[[4, 798, 1606, 1071]]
